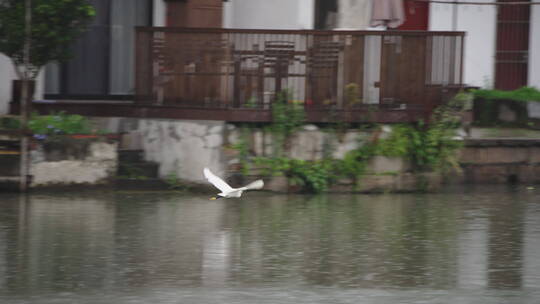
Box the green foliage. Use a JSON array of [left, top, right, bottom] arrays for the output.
[[374, 125, 409, 157], [29, 111, 95, 138], [254, 157, 335, 193], [232, 126, 252, 175], [253, 157, 291, 177], [164, 172, 189, 191], [271, 90, 305, 137], [401, 92, 468, 172], [405, 122, 463, 172], [268, 90, 305, 156], [0, 116, 20, 129], [288, 159, 335, 193], [118, 164, 148, 180], [472, 87, 534, 127], [0, 0, 96, 79], [337, 143, 374, 179], [244, 96, 258, 108], [232, 90, 466, 193], [473, 86, 540, 102], [344, 83, 361, 106], [372, 92, 467, 172]]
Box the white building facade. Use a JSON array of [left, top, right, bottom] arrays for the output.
[[3, 0, 539, 116], [429, 0, 540, 90]]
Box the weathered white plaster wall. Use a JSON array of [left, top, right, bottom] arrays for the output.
[[336, 0, 372, 30], [96, 117, 410, 183], [0, 54, 14, 115], [153, 0, 166, 26], [137, 119, 227, 183], [529, 4, 540, 88], [30, 140, 118, 187], [227, 125, 364, 161], [430, 1, 497, 88], [224, 0, 314, 29]]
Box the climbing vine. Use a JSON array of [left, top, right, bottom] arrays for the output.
[[472, 86, 540, 126], [231, 90, 468, 193], [266, 90, 305, 156], [473, 87, 540, 102]]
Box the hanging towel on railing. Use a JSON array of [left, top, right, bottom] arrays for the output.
[[370, 0, 405, 29]]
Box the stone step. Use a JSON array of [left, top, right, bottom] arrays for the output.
[[0, 176, 21, 192], [118, 162, 159, 179], [0, 139, 20, 151], [0, 154, 20, 176], [0, 129, 23, 137], [118, 149, 144, 163]]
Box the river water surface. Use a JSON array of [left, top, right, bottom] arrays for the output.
[[1, 186, 540, 303]]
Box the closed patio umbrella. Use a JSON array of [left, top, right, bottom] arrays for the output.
[[370, 0, 405, 29]]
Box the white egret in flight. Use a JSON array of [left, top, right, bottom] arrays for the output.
[[203, 167, 264, 200]]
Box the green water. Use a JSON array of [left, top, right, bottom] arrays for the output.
[[0, 186, 539, 303]]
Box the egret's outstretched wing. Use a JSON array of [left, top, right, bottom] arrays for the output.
[[240, 179, 264, 191], [204, 168, 233, 193]]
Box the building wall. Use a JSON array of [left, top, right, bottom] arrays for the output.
[[223, 0, 314, 29], [30, 140, 118, 187], [429, 1, 497, 88], [94, 117, 365, 183], [529, 4, 540, 88], [336, 0, 371, 29], [97, 118, 228, 182], [153, 0, 166, 26], [0, 55, 15, 115]]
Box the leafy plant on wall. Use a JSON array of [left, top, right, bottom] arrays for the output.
[[29, 111, 94, 139], [472, 87, 540, 126], [235, 90, 470, 193], [267, 90, 305, 156]]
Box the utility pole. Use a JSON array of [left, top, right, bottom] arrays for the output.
[[19, 0, 31, 191]]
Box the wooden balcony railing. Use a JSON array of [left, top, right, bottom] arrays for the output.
[[135, 27, 465, 123]]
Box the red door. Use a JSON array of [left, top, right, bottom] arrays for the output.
[[495, 1, 530, 90], [398, 1, 429, 30]]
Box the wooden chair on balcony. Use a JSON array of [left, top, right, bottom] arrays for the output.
[[262, 41, 296, 95], [160, 38, 233, 108], [307, 40, 343, 108]]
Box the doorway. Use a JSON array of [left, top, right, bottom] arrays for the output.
[[495, 1, 530, 90]]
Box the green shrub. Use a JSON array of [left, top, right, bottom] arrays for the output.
[[29, 112, 95, 138], [473, 86, 540, 102], [268, 90, 305, 156], [233, 92, 467, 193], [253, 157, 336, 193]]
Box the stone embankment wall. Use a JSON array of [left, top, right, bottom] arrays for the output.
[[94, 118, 438, 192], [459, 139, 540, 184], [30, 138, 118, 187], [98, 118, 229, 182], [96, 117, 373, 183], [92, 117, 540, 191]]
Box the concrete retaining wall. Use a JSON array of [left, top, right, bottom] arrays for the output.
[[459, 139, 540, 184], [89, 117, 540, 192], [95, 118, 406, 185], [30, 138, 118, 187], [94, 117, 426, 192], [96, 118, 228, 182]]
